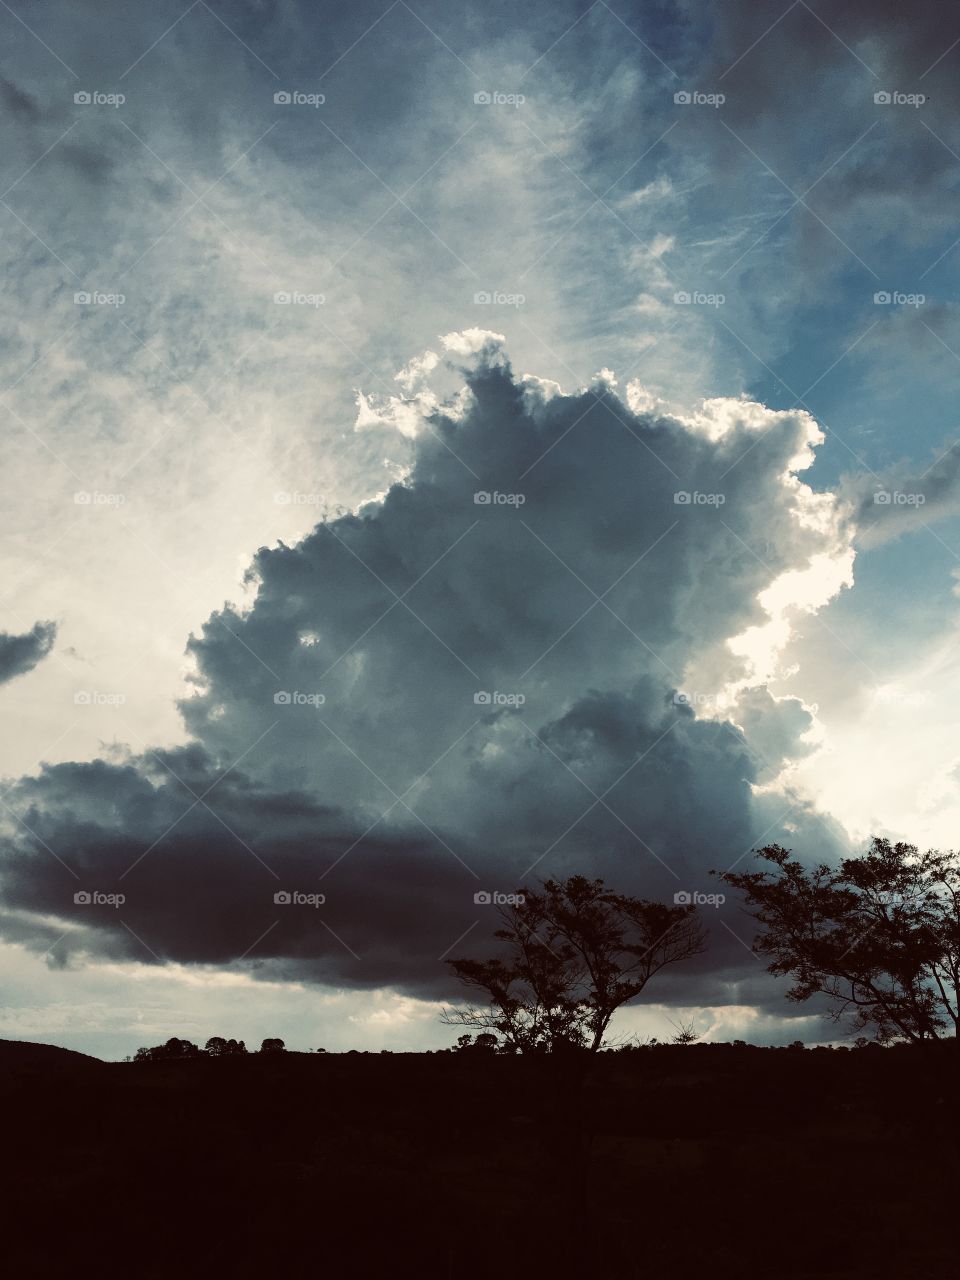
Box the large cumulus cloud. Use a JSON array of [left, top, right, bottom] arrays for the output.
[[0, 339, 852, 1002]]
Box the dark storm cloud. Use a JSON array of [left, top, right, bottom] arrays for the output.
[[0, 747, 478, 991], [0, 346, 849, 999], [0, 621, 56, 685], [0, 733, 822, 1008], [692, 0, 960, 100], [644, 0, 960, 290], [681, 0, 960, 187]]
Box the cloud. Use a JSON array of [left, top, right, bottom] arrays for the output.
[[841, 441, 960, 547], [0, 622, 57, 686], [0, 76, 42, 122], [726, 686, 819, 783], [0, 341, 855, 1002]]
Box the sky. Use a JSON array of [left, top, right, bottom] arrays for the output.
[[2, 0, 960, 1058]]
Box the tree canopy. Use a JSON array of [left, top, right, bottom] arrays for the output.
[[720, 838, 960, 1042], [443, 874, 705, 1053]]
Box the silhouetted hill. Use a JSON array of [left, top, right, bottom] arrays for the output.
[[0, 1037, 104, 1074], [2, 1041, 956, 1278]]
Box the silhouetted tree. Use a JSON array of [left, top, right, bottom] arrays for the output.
[[205, 1036, 228, 1056], [454, 1032, 499, 1053], [442, 875, 706, 1053], [670, 1019, 701, 1045], [720, 838, 960, 1042], [259, 1038, 285, 1054], [134, 1037, 201, 1062]]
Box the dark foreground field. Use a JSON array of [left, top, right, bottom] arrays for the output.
[[1, 1039, 956, 1279]]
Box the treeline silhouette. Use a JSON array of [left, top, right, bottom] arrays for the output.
[[133, 1035, 289, 1061]]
